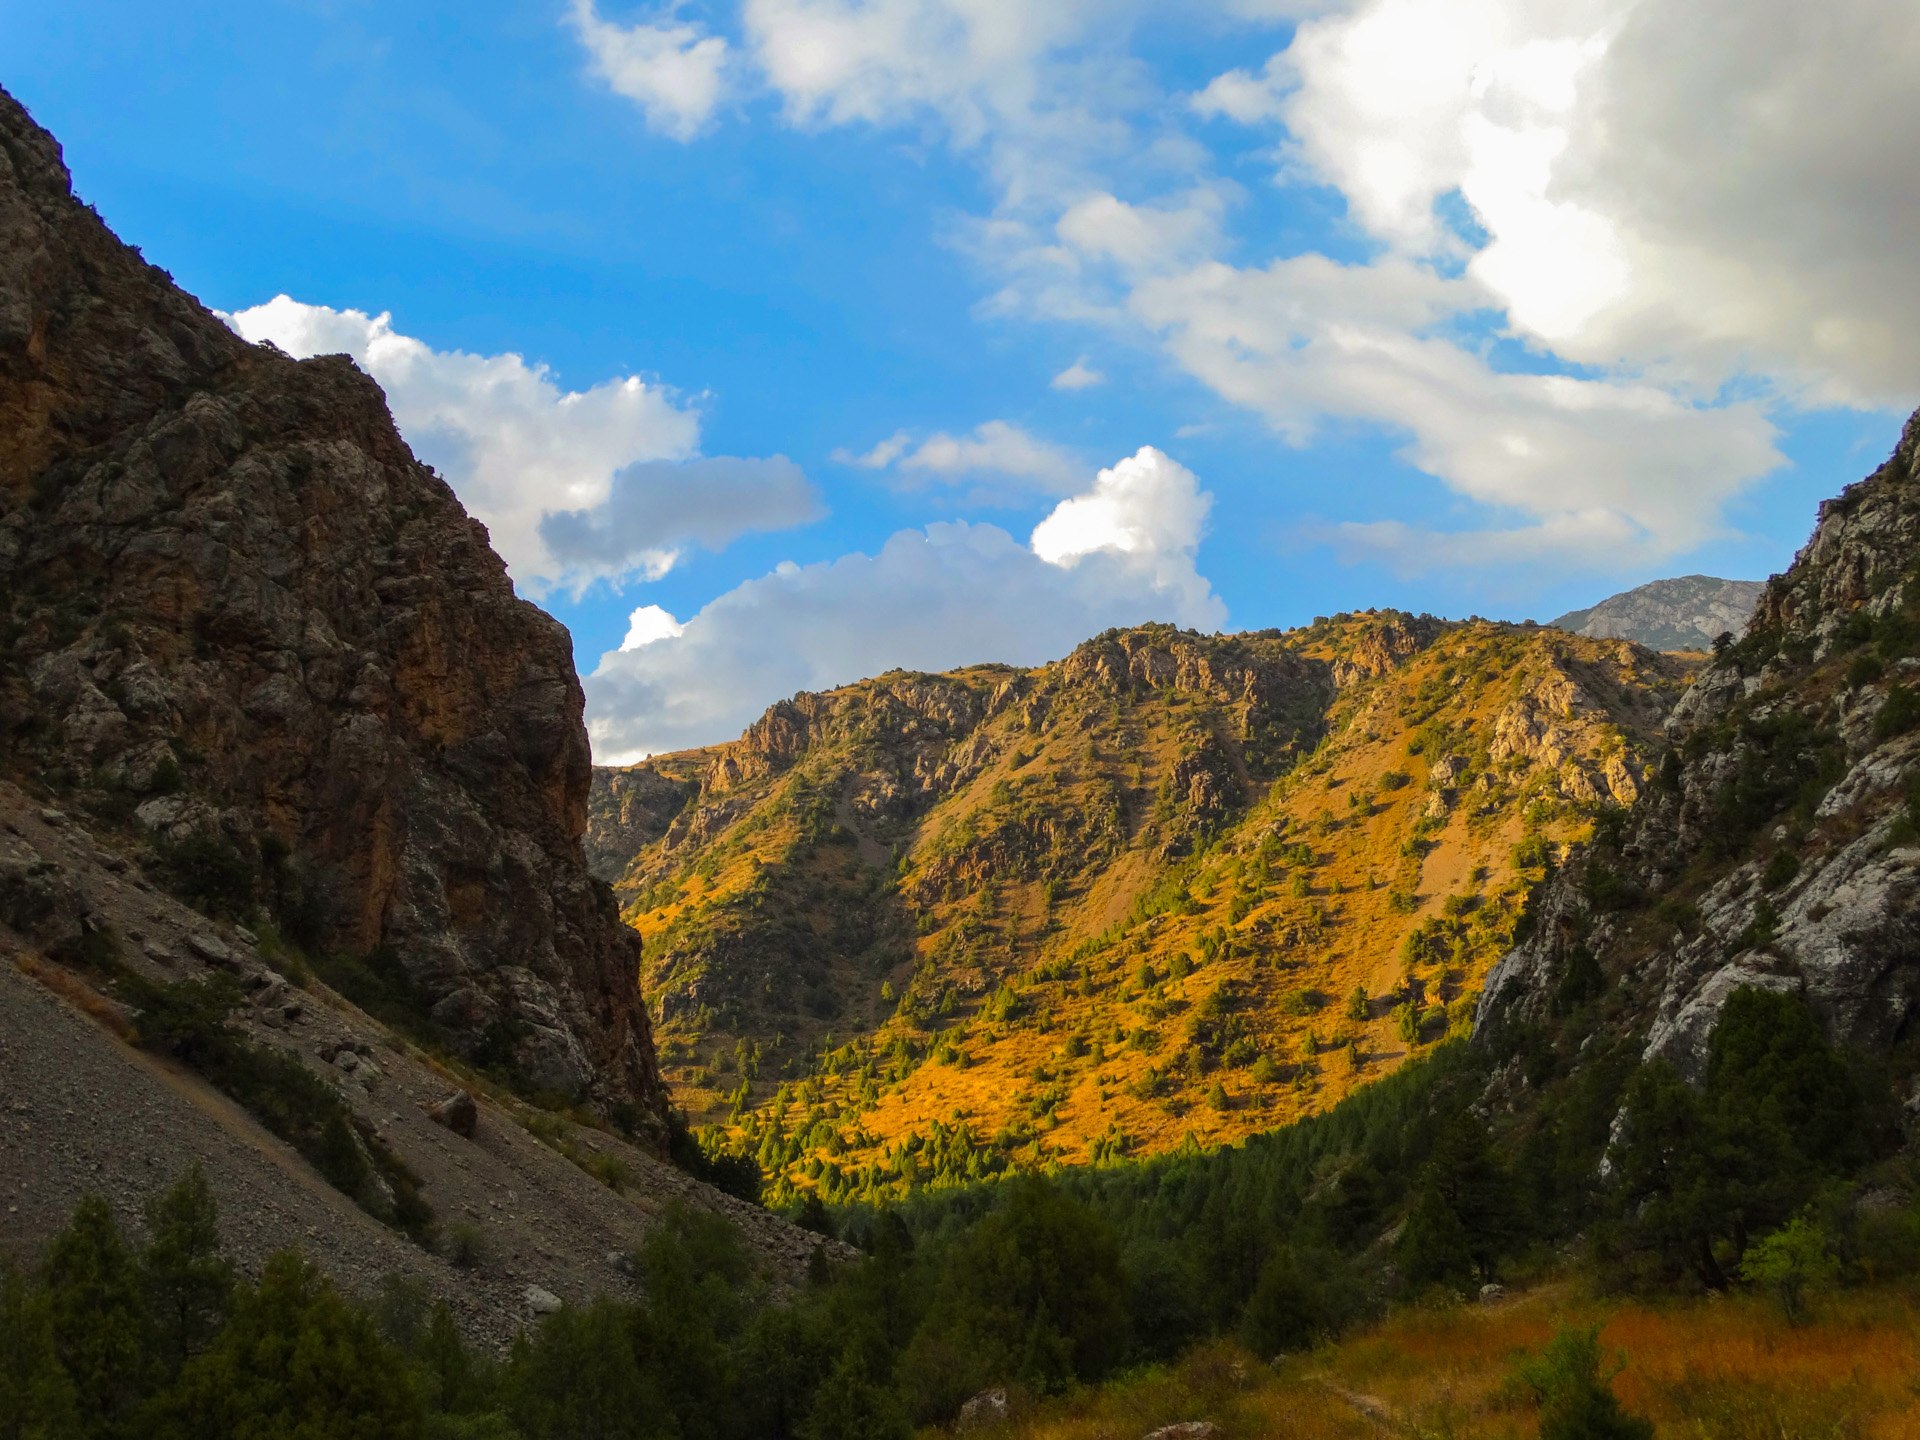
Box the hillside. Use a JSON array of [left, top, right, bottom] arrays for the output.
[[590, 616, 1696, 1201], [0, 84, 661, 1125], [1549, 574, 1765, 652]]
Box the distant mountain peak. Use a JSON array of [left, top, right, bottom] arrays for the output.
[[1549, 574, 1765, 651]]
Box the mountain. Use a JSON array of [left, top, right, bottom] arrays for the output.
[[1483, 411, 1920, 1079], [1549, 574, 1766, 651], [0, 85, 851, 1330], [589, 615, 1697, 1202], [0, 85, 660, 1123]]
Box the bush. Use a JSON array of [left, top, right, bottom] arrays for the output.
[[1515, 1327, 1653, 1440], [153, 833, 256, 919]]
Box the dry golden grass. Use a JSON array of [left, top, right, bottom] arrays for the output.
[[12, 950, 139, 1041], [973, 1282, 1920, 1440]]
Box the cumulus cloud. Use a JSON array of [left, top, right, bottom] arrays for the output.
[[1267, 0, 1920, 405], [570, 0, 733, 140], [1129, 252, 1783, 566], [224, 296, 819, 591], [1051, 357, 1105, 390], [584, 445, 1223, 759], [835, 420, 1086, 499], [620, 603, 688, 649]]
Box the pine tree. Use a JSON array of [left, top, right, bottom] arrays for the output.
[[42, 1195, 150, 1439], [0, 1262, 81, 1440], [141, 1163, 234, 1383]]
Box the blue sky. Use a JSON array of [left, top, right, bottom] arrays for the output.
[[8, 0, 1915, 758]]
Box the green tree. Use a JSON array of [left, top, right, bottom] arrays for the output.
[[1515, 1328, 1653, 1440], [42, 1195, 150, 1439], [141, 1164, 234, 1382], [0, 1262, 81, 1440], [799, 1349, 911, 1440], [898, 1178, 1129, 1419], [157, 1252, 422, 1440], [1345, 985, 1369, 1022], [1738, 1213, 1839, 1322]]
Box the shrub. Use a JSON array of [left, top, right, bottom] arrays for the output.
[[444, 1222, 487, 1271], [1514, 1328, 1653, 1440]]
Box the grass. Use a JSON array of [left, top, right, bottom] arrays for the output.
[[980, 1280, 1920, 1440], [13, 950, 138, 1041]]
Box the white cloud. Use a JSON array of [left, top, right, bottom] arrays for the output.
[[837, 420, 1087, 499], [620, 603, 688, 649], [1055, 186, 1232, 277], [584, 445, 1223, 759], [224, 296, 819, 591], [1265, 0, 1920, 405], [1190, 55, 1291, 125], [570, 0, 733, 141], [1129, 253, 1784, 566], [1051, 357, 1105, 390], [836, 432, 912, 469], [538, 455, 823, 585]]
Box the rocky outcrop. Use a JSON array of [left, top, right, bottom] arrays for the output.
[[1550, 575, 1766, 653], [585, 765, 698, 882], [1481, 411, 1920, 1082], [0, 87, 665, 1125]]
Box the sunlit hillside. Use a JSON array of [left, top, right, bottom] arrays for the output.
[[591, 614, 1695, 1202]]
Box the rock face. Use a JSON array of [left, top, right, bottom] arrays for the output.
[[1550, 575, 1766, 652], [0, 87, 665, 1125], [1482, 411, 1920, 1081]]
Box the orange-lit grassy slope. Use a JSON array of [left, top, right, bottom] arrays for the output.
[[588, 615, 1694, 1202], [990, 1280, 1920, 1440]]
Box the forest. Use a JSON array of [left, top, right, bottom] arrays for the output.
[[4, 986, 1908, 1440]]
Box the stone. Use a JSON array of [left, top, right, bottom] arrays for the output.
[[428, 1090, 479, 1139], [1143, 1425, 1217, 1440], [1479, 1283, 1506, 1303], [523, 1285, 563, 1316], [185, 933, 235, 968], [956, 1388, 1010, 1431]]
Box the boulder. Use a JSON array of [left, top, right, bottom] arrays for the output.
[[523, 1285, 563, 1316], [956, 1388, 1010, 1431], [428, 1090, 479, 1139]]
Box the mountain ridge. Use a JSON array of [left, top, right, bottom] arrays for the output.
[[1549, 573, 1766, 652], [589, 613, 1696, 1201]]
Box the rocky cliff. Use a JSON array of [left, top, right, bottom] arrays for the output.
[[0, 86, 665, 1125], [1550, 575, 1766, 652], [1481, 411, 1920, 1085]]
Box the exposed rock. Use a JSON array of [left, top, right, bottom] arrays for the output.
[[1142, 1424, 1217, 1440], [956, 1388, 1010, 1431], [0, 85, 664, 1130], [1482, 409, 1920, 1083], [1479, 1282, 1506, 1303], [186, 933, 235, 968], [428, 1090, 479, 1139], [523, 1284, 563, 1316]]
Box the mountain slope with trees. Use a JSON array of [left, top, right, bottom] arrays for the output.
[[591, 617, 1695, 1202]]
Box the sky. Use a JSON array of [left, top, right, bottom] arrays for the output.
[[7, 0, 1918, 761]]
